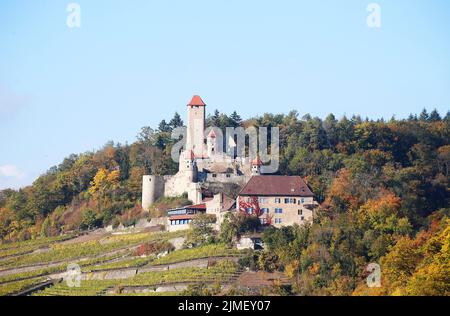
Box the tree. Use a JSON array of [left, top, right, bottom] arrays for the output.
[[169, 112, 183, 129], [137, 126, 156, 145], [158, 119, 171, 133], [79, 209, 101, 230], [186, 213, 217, 246], [381, 237, 422, 291], [323, 113, 338, 147], [230, 111, 242, 127], [219, 212, 261, 245], [428, 109, 441, 122], [444, 111, 450, 123], [405, 222, 450, 295], [419, 108, 429, 121], [219, 212, 239, 245], [88, 168, 120, 210]]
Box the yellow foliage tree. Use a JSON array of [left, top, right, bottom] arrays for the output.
[[405, 221, 450, 295], [88, 168, 120, 210]]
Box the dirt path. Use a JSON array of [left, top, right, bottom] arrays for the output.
[[235, 271, 290, 288]]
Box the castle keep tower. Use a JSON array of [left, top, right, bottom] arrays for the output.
[[142, 94, 253, 212], [182, 149, 198, 182], [207, 129, 218, 157], [251, 157, 263, 175], [186, 95, 206, 158]]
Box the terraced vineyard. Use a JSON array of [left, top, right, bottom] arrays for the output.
[[0, 231, 183, 269], [0, 235, 76, 260], [0, 230, 244, 296], [33, 260, 240, 296], [0, 277, 48, 296], [151, 244, 241, 265]]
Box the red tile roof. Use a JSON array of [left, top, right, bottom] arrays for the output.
[[251, 157, 263, 166], [169, 214, 196, 221], [188, 95, 206, 106], [187, 203, 206, 210], [207, 129, 217, 138], [239, 176, 314, 197]]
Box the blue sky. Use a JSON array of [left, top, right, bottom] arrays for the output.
[[0, 0, 449, 189]]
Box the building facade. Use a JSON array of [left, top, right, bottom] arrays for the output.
[[237, 175, 317, 228], [166, 192, 235, 232]]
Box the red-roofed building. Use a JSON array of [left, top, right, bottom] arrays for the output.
[[166, 203, 207, 231], [186, 95, 206, 158], [207, 129, 216, 138], [237, 175, 317, 227], [187, 95, 206, 107], [165, 193, 236, 232]]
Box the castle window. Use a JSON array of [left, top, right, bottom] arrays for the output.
[[301, 216, 304, 221], [298, 209, 303, 215], [275, 208, 283, 214], [275, 198, 281, 203], [261, 208, 269, 214], [275, 218, 282, 224], [246, 207, 254, 214], [212, 174, 217, 178], [283, 198, 296, 204], [226, 174, 231, 178]]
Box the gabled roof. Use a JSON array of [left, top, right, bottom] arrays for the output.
[[222, 194, 236, 211], [207, 129, 217, 138], [251, 157, 263, 166], [187, 203, 206, 210], [239, 175, 314, 197], [188, 95, 206, 107]]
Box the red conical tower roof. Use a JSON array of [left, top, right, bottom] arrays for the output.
[[251, 157, 263, 166], [187, 95, 206, 107], [207, 129, 216, 138]]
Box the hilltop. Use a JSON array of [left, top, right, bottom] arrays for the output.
[[0, 108, 449, 296]]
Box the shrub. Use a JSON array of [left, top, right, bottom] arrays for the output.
[[134, 240, 175, 257], [79, 209, 102, 230], [238, 251, 258, 271]]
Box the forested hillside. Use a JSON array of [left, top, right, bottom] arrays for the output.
[[0, 108, 449, 295]]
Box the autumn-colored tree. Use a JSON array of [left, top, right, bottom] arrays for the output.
[[404, 220, 450, 295], [88, 168, 120, 211], [380, 237, 422, 294], [325, 169, 361, 212]]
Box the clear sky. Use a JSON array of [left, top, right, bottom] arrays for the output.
[[1, 0, 449, 189]]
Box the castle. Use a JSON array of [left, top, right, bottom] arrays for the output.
[[141, 95, 260, 211], [141, 95, 317, 232]]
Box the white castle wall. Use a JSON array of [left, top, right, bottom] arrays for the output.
[[141, 175, 166, 211]]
